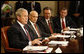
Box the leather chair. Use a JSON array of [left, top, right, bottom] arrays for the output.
[[1, 26, 22, 52]]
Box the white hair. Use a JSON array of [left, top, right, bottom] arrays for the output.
[[15, 8, 28, 17]]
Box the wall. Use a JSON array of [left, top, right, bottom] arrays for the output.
[[8, 1, 58, 18]]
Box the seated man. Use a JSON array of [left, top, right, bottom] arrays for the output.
[[37, 7, 57, 37], [53, 7, 77, 33], [7, 8, 42, 49], [28, 11, 51, 44]]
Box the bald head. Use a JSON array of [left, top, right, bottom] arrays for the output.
[[29, 11, 38, 23], [30, 11, 38, 16]]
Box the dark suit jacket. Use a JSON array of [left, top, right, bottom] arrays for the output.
[[7, 21, 38, 49], [69, 1, 80, 15], [71, 16, 83, 28], [27, 2, 41, 14], [27, 20, 48, 38], [15, 1, 28, 12], [69, 1, 83, 16], [53, 16, 77, 33], [37, 16, 55, 37]]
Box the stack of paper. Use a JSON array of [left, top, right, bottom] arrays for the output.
[[23, 46, 48, 51], [62, 31, 76, 34], [54, 35, 70, 38], [45, 48, 53, 53], [38, 48, 53, 53], [48, 41, 69, 46], [70, 28, 80, 31]]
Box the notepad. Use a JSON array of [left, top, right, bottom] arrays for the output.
[[23, 46, 48, 51]]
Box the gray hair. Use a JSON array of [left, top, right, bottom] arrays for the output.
[[15, 8, 28, 17]]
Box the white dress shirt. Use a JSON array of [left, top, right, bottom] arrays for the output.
[[45, 19, 50, 26], [17, 20, 32, 46], [60, 17, 70, 33], [60, 17, 66, 33]]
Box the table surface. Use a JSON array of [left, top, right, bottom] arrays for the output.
[[23, 30, 83, 53]]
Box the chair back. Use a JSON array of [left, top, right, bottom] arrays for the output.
[[1, 26, 10, 49]]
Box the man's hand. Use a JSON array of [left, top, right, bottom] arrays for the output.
[[42, 38, 50, 43], [63, 27, 70, 31], [32, 38, 42, 46]]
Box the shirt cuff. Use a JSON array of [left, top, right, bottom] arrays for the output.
[[28, 41, 32, 46], [67, 27, 70, 30], [61, 30, 63, 33]]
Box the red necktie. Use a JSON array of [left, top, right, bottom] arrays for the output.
[[24, 26, 31, 41], [48, 20, 53, 34], [62, 19, 66, 29], [34, 24, 41, 37]]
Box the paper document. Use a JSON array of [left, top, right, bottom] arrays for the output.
[[48, 41, 69, 45], [54, 35, 70, 38], [62, 31, 76, 34], [46, 48, 53, 53], [23, 46, 48, 51], [70, 28, 80, 31]]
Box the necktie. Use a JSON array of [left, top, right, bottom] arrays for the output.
[[48, 20, 53, 34], [62, 19, 66, 29], [34, 24, 41, 37], [24, 26, 31, 41]]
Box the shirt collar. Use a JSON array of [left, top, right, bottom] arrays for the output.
[[29, 20, 35, 25], [17, 20, 24, 28]]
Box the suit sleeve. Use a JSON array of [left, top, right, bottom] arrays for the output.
[[67, 17, 77, 28]]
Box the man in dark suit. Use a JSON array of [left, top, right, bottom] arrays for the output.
[[53, 8, 76, 33], [28, 10, 51, 44], [69, 1, 81, 16], [69, 1, 83, 28], [37, 7, 58, 37], [15, 1, 28, 12], [27, 1, 41, 15], [7, 8, 42, 49], [28, 11, 42, 38]]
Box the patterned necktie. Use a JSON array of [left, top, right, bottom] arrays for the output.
[[62, 19, 66, 29], [48, 20, 53, 34], [34, 24, 41, 37], [24, 26, 31, 41]]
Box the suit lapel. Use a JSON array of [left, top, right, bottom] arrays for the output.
[[36, 24, 42, 36], [42, 17, 51, 33], [28, 21, 38, 36], [15, 22, 29, 40], [58, 18, 62, 29], [65, 17, 68, 27]]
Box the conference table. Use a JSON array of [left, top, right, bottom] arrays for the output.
[[22, 28, 83, 53]]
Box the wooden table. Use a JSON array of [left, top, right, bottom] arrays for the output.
[[23, 30, 83, 53]]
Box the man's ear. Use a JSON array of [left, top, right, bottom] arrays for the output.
[[17, 16, 20, 20]]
